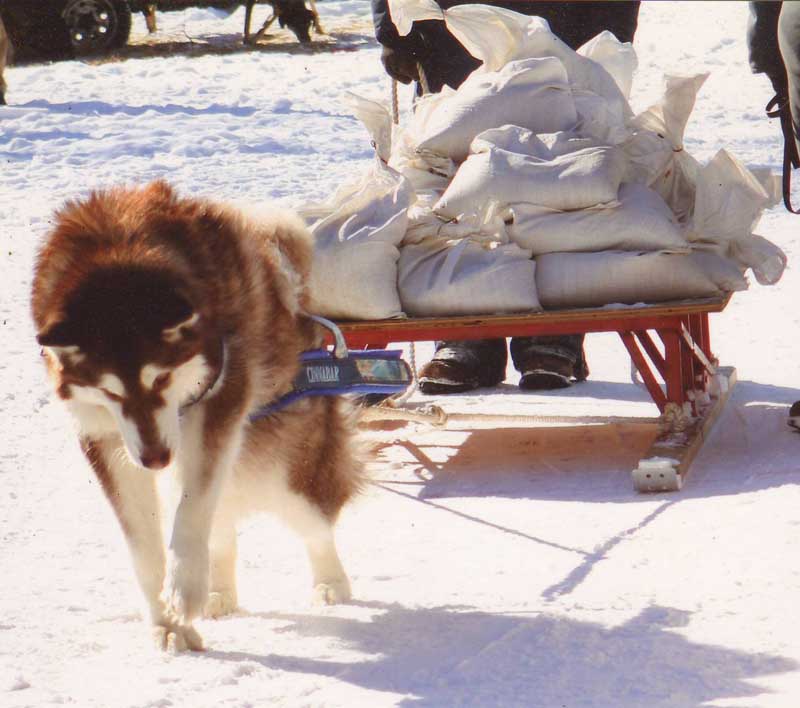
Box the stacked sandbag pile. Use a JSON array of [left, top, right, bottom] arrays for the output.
[[301, 2, 786, 320]]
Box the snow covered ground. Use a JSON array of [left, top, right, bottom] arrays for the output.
[[2, 2, 800, 706]]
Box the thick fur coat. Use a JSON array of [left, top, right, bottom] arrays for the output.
[[31, 181, 364, 651]]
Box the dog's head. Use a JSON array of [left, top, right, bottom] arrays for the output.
[[36, 266, 220, 470]]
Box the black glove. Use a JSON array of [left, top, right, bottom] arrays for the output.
[[380, 45, 420, 85]]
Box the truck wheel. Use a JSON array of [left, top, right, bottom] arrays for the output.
[[62, 0, 132, 55]]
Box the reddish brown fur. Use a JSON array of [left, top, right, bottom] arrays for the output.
[[32, 180, 363, 513]]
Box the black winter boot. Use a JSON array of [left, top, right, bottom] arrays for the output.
[[419, 339, 508, 394], [511, 335, 589, 391]]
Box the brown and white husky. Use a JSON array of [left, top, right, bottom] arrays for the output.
[[31, 181, 364, 652]]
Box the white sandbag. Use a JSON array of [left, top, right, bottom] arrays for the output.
[[572, 89, 630, 144], [540, 131, 603, 157], [698, 232, 788, 286], [578, 30, 638, 101], [388, 3, 632, 151], [432, 4, 632, 128], [386, 0, 443, 36], [509, 183, 688, 256], [302, 159, 412, 320], [690, 149, 776, 243], [344, 92, 393, 163], [412, 57, 578, 162], [572, 30, 639, 144], [749, 167, 782, 205], [730, 234, 787, 286], [623, 73, 708, 223], [398, 238, 541, 316], [535, 250, 748, 309], [404, 202, 509, 245], [426, 4, 627, 100], [390, 127, 456, 193], [470, 125, 553, 159], [434, 145, 626, 219]]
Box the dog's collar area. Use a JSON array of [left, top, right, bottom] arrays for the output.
[[181, 338, 228, 412], [248, 316, 412, 421]]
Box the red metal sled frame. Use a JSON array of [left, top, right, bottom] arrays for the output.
[[332, 296, 736, 492]]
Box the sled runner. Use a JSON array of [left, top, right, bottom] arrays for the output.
[[331, 296, 736, 494]]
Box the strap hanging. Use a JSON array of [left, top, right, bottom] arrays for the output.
[[766, 93, 800, 214]]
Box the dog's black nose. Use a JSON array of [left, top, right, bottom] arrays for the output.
[[140, 447, 171, 470]]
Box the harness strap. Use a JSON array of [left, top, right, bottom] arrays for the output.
[[248, 349, 413, 421], [766, 93, 800, 214]]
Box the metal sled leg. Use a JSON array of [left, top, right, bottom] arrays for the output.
[[632, 367, 736, 492]]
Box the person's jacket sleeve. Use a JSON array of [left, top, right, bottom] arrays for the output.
[[748, 1, 788, 94]]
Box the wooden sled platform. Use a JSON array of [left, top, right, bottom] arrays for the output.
[[333, 296, 737, 493]]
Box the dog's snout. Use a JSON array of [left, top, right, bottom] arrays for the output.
[[140, 446, 171, 470]]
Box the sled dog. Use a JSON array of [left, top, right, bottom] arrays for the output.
[[31, 181, 364, 651], [246, 0, 323, 45]]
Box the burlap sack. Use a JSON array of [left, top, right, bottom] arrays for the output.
[[398, 238, 540, 316], [509, 183, 688, 256], [303, 160, 411, 320], [435, 146, 626, 219], [535, 250, 747, 309], [411, 57, 578, 162]]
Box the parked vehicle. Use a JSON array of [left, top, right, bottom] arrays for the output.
[[0, 1, 254, 61]]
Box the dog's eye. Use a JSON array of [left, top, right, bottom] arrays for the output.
[[101, 388, 123, 402], [153, 373, 171, 391]]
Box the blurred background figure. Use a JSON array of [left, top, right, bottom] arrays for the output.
[[748, 1, 800, 430], [0, 14, 8, 104]]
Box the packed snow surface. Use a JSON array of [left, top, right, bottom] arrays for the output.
[[1, 2, 799, 706]]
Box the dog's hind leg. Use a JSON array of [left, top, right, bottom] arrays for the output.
[[308, 0, 325, 34], [253, 14, 278, 44], [273, 490, 351, 606]]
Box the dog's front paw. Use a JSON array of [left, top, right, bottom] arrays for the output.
[[312, 577, 351, 606], [204, 590, 238, 619], [152, 621, 204, 653], [163, 550, 209, 623]]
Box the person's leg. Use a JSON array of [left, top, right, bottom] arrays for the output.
[[504, 1, 638, 390], [510, 335, 588, 390], [414, 2, 639, 394], [779, 6, 800, 433], [419, 339, 508, 394], [779, 1, 800, 155]]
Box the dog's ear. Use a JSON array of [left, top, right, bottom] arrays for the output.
[[37, 318, 79, 347]]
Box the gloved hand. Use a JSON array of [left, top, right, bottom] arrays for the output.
[[380, 45, 420, 85]]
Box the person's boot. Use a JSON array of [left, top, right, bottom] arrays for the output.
[[511, 335, 589, 391], [419, 339, 507, 394], [789, 401, 800, 431]]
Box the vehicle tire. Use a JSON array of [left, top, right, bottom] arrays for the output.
[[62, 0, 132, 56]]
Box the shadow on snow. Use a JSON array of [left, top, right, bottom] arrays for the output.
[[206, 601, 798, 707]]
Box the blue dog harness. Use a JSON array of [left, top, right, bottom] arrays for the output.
[[248, 315, 413, 421]]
